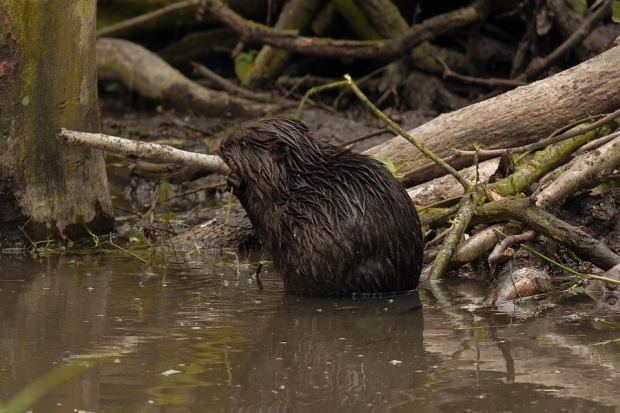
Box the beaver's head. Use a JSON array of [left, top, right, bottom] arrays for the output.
[[220, 118, 332, 202]]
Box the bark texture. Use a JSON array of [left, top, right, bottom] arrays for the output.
[[366, 46, 620, 187], [0, 0, 114, 246]]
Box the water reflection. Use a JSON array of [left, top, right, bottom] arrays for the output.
[[228, 293, 424, 412], [0, 254, 619, 413]]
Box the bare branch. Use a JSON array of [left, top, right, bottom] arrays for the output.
[[56, 129, 230, 175], [201, 0, 491, 58]]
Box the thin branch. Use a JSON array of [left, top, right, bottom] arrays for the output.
[[420, 205, 459, 227], [296, 80, 349, 118], [201, 0, 490, 58], [448, 223, 523, 271], [191, 61, 281, 103], [489, 229, 537, 278], [342, 74, 472, 190], [517, 0, 614, 81], [96, 0, 199, 38], [106, 237, 149, 264], [476, 197, 620, 271], [18, 218, 41, 260], [454, 107, 620, 158], [485, 127, 599, 198], [425, 227, 451, 248], [433, 54, 528, 88], [418, 195, 465, 212], [140, 183, 161, 224], [576, 129, 620, 153], [535, 132, 620, 211], [161, 182, 225, 203], [520, 244, 620, 286]]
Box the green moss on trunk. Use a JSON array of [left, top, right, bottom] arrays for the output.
[[0, 0, 115, 246]]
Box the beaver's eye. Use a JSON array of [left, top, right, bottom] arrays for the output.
[[239, 141, 247, 149]]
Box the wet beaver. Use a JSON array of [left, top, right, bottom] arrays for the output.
[[220, 118, 423, 296]]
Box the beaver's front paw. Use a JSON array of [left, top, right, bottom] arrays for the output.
[[226, 172, 242, 191]]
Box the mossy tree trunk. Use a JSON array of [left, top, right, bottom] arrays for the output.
[[0, 0, 115, 247]]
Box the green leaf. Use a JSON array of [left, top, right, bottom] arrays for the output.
[[567, 0, 588, 15], [381, 157, 397, 172], [234, 50, 258, 81], [613, 1, 620, 23], [381, 158, 405, 179]]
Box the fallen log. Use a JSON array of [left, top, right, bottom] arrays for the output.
[[96, 38, 284, 118], [365, 46, 620, 187]]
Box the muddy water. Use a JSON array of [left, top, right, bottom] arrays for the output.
[[0, 253, 619, 413]]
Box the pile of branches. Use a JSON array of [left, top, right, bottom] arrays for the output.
[[96, 0, 620, 117]]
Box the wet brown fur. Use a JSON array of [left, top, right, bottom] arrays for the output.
[[220, 118, 423, 296]]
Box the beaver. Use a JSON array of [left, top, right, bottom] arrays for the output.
[[220, 118, 423, 296]]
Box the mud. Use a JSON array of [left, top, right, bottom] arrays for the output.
[[557, 186, 620, 255]]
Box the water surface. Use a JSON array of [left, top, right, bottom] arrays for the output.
[[1, 253, 619, 413]]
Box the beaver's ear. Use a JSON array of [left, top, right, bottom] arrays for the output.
[[274, 141, 290, 162]]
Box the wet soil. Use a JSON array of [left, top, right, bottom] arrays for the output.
[[557, 186, 620, 254], [99, 88, 433, 154]]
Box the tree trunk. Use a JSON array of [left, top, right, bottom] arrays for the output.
[[365, 46, 620, 187], [0, 0, 115, 246]]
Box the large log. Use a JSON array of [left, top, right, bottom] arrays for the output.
[[366, 46, 620, 187], [96, 38, 281, 118]]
